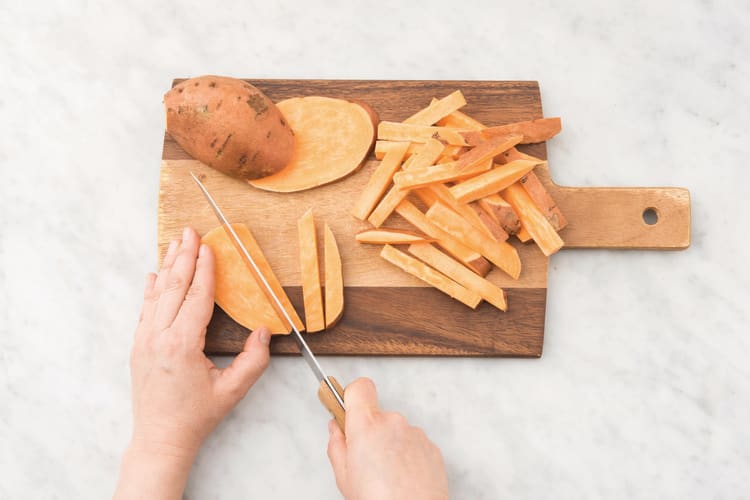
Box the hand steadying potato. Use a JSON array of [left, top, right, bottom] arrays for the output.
[[114, 227, 450, 499]]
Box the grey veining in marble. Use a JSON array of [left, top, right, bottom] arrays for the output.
[[1, 0, 749, 498]]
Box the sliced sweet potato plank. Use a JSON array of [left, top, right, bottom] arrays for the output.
[[356, 228, 434, 245], [461, 117, 561, 146], [297, 209, 325, 332], [323, 223, 344, 328], [516, 225, 532, 243], [497, 146, 543, 164], [392, 159, 492, 190], [449, 160, 543, 203], [250, 96, 376, 192], [408, 243, 507, 311], [351, 141, 410, 221], [396, 200, 492, 277], [404, 90, 467, 126], [367, 139, 445, 227], [419, 184, 498, 240], [471, 203, 509, 242], [202, 223, 303, 334], [426, 202, 521, 279], [380, 245, 481, 309], [377, 121, 468, 146], [479, 194, 522, 235], [453, 134, 523, 172], [502, 183, 564, 256]]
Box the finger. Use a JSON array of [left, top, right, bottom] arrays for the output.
[[153, 227, 200, 330], [326, 419, 348, 495], [344, 377, 379, 413], [172, 243, 215, 340], [217, 326, 271, 401], [138, 272, 158, 323], [153, 239, 180, 295]]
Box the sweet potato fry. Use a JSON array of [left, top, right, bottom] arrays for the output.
[[471, 203, 509, 242], [367, 139, 445, 227], [378, 121, 468, 146], [502, 183, 564, 256], [416, 184, 499, 240], [408, 243, 507, 311], [437, 109, 486, 130], [498, 148, 568, 231], [404, 90, 467, 126], [453, 133, 523, 172], [356, 228, 434, 245], [374, 141, 464, 160], [449, 160, 543, 203], [298, 209, 325, 332], [516, 225, 532, 243], [461, 118, 562, 146], [380, 245, 482, 309], [479, 194, 522, 235], [395, 200, 491, 276], [425, 201, 521, 279], [497, 146, 543, 164], [323, 223, 344, 328], [351, 141, 410, 220], [393, 159, 492, 190]]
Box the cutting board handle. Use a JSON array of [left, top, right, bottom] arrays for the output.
[[554, 186, 691, 249]]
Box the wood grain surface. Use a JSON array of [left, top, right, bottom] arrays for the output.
[[159, 79, 690, 357]]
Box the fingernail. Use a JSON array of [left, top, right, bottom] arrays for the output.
[[182, 227, 192, 241], [258, 327, 271, 345], [167, 239, 178, 256]]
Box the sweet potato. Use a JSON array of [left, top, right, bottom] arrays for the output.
[[395, 200, 492, 277], [414, 184, 498, 240], [479, 194, 522, 235], [392, 159, 492, 190], [323, 224, 344, 328], [449, 160, 543, 203], [503, 183, 564, 256], [165, 76, 294, 180], [380, 245, 481, 309], [351, 142, 410, 220], [471, 203, 509, 242], [356, 228, 434, 245], [461, 118, 562, 146], [452, 134, 523, 172], [367, 139, 444, 227], [426, 202, 521, 279], [201, 223, 303, 334], [298, 209, 325, 332], [374, 141, 464, 160], [404, 91, 467, 126], [377, 122, 469, 146], [250, 96, 377, 192], [408, 243, 508, 311]]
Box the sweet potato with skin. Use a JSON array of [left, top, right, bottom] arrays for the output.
[[461, 118, 562, 146], [479, 194, 522, 235], [165, 76, 294, 180], [250, 96, 377, 192], [323, 223, 344, 328], [201, 223, 303, 334]]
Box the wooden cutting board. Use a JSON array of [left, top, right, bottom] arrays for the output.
[[159, 79, 690, 357]]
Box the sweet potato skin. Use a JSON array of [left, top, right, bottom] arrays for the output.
[[164, 76, 294, 180]]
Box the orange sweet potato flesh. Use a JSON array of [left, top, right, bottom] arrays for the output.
[[165, 76, 294, 180], [201, 223, 303, 334], [503, 183, 564, 256], [298, 209, 325, 332], [356, 228, 434, 245], [250, 97, 377, 192], [323, 223, 344, 328], [461, 118, 562, 146]]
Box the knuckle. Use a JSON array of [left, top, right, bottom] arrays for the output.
[[165, 274, 187, 293], [185, 283, 210, 302]]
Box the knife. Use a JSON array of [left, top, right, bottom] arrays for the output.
[[190, 172, 347, 433]]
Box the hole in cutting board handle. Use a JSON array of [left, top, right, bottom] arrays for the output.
[[643, 207, 659, 225]]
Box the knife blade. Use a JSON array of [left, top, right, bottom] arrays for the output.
[[190, 172, 346, 430]]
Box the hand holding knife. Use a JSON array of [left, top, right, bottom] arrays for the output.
[[190, 172, 347, 432]]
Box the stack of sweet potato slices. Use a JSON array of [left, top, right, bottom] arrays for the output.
[[352, 91, 567, 312]]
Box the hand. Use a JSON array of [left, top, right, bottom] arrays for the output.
[[114, 227, 271, 500], [326, 378, 449, 500]]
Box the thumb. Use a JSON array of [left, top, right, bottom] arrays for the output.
[[218, 326, 271, 400], [326, 419, 348, 495]]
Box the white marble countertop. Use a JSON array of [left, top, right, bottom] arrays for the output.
[[2, 1, 748, 498]]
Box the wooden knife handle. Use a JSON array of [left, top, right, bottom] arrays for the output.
[[318, 376, 346, 434]]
